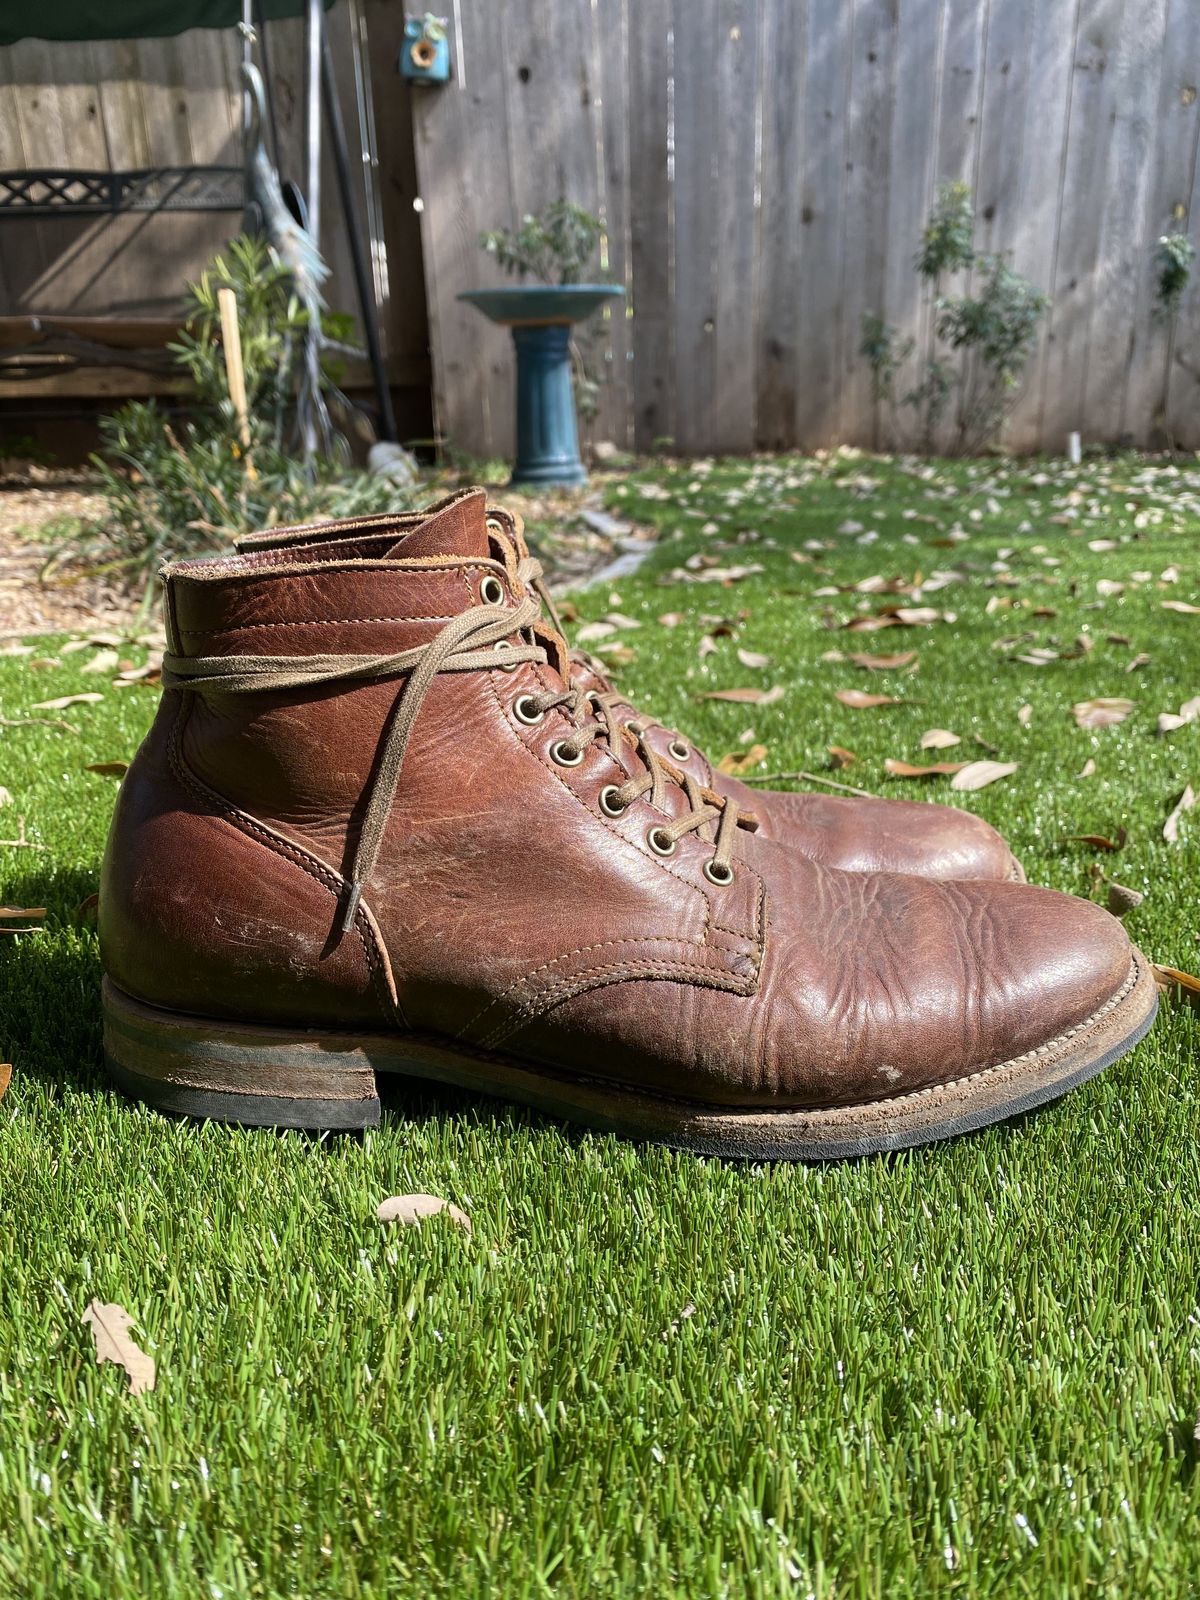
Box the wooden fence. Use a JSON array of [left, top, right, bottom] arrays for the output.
[[411, 0, 1200, 458]]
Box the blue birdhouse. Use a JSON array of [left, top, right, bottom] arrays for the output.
[[401, 14, 451, 85]]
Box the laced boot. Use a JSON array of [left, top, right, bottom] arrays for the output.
[[238, 492, 1026, 883], [99, 492, 1157, 1155]]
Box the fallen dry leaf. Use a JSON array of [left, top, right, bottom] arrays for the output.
[[1064, 829, 1126, 852], [950, 760, 1019, 792], [1126, 653, 1151, 674], [81, 648, 121, 676], [0, 1063, 9, 1102], [888, 606, 941, 626], [657, 612, 685, 628], [1157, 695, 1200, 735], [377, 1194, 472, 1234], [576, 621, 617, 643], [1018, 704, 1033, 727], [1072, 697, 1135, 730], [85, 761, 130, 778], [113, 662, 162, 688], [29, 693, 104, 712], [1164, 784, 1196, 844], [1162, 600, 1200, 615], [0, 905, 46, 935], [696, 686, 785, 706], [0, 785, 11, 807], [81, 1300, 156, 1396], [735, 648, 771, 670], [850, 650, 917, 671], [716, 743, 768, 776], [1153, 963, 1200, 1009], [884, 758, 968, 778], [828, 746, 857, 769], [920, 728, 961, 750], [834, 689, 899, 710], [1106, 882, 1144, 918], [1076, 758, 1097, 779]]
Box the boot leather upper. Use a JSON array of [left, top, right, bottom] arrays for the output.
[[238, 497, 1021, 883], [100, 492, 1135, 1110]]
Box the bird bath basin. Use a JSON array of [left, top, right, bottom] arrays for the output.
[[458, 284, 624, 486]]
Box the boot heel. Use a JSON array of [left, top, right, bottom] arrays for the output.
[[101, 979, 381, 1130]]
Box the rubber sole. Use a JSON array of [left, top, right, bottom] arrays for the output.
[[100, 951, 1158, 1159]]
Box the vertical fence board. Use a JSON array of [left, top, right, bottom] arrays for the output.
[[838, 0, 900, 445], [1136, 0, 1200, 447], [1005, 0, 1080, 450], [793, 0, 854, 447], [1082, 0, 1170, 442], [754, 0, 807, 449], [628, 0, 673, 449], [709, 0, 761, 454], [593, 0, 634, 449], [671, 0, 719, 453]]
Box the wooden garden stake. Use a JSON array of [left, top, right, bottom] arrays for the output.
[[217, 286, 256, 478]]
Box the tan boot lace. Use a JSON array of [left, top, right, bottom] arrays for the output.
[[492, 505, 695, 762], [163, 581, 743, 933]]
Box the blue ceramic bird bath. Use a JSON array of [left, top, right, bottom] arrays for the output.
[[458, 284, 624, 487]]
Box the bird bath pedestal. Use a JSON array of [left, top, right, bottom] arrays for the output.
[[458, 285, 624, 486]]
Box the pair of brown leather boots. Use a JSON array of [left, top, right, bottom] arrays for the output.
[[98, 489, 1157, 1157]]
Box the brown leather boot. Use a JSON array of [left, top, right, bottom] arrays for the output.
[[99, 492, 1156, 1156], [237, 492, 1025, 883]]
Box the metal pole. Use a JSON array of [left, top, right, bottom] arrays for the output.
[[320, 23, 397, 441]]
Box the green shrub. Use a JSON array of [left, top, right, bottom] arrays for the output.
[[861, 183, 1049, 455], [83, 235, 406, 597]]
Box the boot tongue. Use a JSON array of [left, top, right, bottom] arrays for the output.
[[386, 488, 491, 561]]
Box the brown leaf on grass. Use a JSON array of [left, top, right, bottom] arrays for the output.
[[1164, 784, 1196, 844], [29, 693, 103, 712], [1126, 653, 1152, 674], [595, 642, 636, 667], [377, 1194, 472, 1235], [576, 621, 617, 643], [828, 746, 857, 769], [696, 686, 785, 706], [834, 689, 899, 710], [1162, 600, 1200, 615], [0, 905, 46, 935], [1157, 695, 1200, 735], [0, 1063, 9, 1102], [850, 650, 917, 671], [81, 1300, 156, 1396], [887, 606, 942, 626], [950, 760, 1019, 792], [716, 743, 768, 776], [1106, 882, 1144, 918], [1018, 704, 1033, 727], [85, 761, 130, 778], [1016, 648, 1061, 666], [735, 648, 771, 670], [1072, 697, 1135, 729], [884, 758, 968, 779], [1076, 758, 1097, 779], [1064, 829, 1127, 852], [77, 891, 99, 922], [113, 662, 162, 688], [920, 728, 961, 750], [81, 649, 120, 675], [0, 785, 11, 807], [843, 614, 901, 633], [657, 611, 685, 628], [1153, 963, 1200, 1008]]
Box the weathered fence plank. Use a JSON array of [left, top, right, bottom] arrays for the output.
[[404, 0, 1199, 458]]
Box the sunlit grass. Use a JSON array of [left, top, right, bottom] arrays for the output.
[[1, 450, 1198, 1597]]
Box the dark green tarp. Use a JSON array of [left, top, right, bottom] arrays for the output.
[[1, 1, 333, 46]]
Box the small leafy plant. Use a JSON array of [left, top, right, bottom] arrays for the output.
[[83, 236, 404, 596], [861, 182, 1049, 455], [1154, 232, 1194, 321], [480, 199, 603, 286]]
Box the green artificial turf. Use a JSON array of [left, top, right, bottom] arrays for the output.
[[1, 451, 1198, 1598]]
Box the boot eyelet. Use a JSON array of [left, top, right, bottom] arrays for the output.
[[598, 785, 627, 817], [492, 640, 518, 671], [485, 515, 504, 533], [513, 694, 544, 725], [646, 826, 677, 858], [480, 574, 506, 605], [550, 739, 585, 768], [703, 860, 734, 887], [668, 739, 691, 761]]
